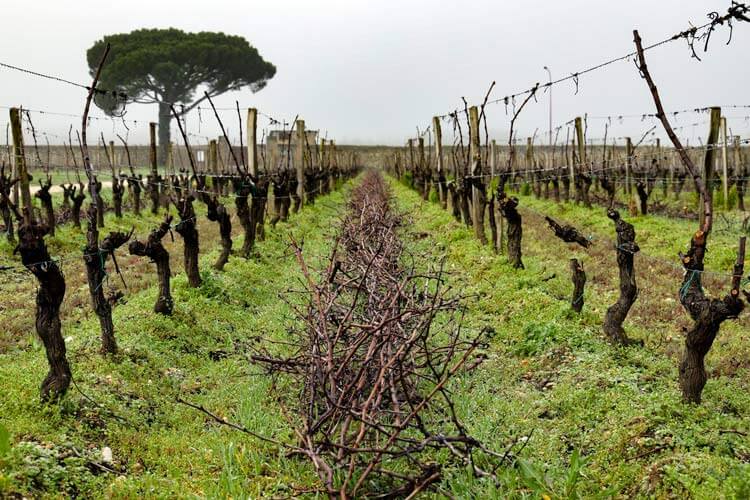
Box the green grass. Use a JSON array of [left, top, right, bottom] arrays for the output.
[[389, 180, 750, 498], [517, 190, 749, 273], [2, 174, 750, 498], [0, 184, 352, 498]]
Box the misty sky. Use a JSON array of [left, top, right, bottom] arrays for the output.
[[1, 0, 748, 147]]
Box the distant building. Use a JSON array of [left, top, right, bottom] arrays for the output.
[[266, 129, 320, 166]]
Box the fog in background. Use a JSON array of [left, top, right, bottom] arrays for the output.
[[1, 0, 748, 147]]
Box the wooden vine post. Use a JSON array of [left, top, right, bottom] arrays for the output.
[[734, 136, 745, 211], [488, 138, 500, 253], [635, 30, 745, 404], [433, 116, 446, 208], [148, 122, 160, 214], [700, 108, 721, 227], [295, 119, 306, 208], [625, 137, 633, 198], [109, 140, 116, 170], [574, 117, 591, 207], [418, 137, 428, 200], [568, 129, 576, 201], [9, 108, 31, 224], [0, 166, 16, 242], [656, 138, 665, 198], [469, 106, 487, 245], [526, 137, 537, 197], [720, 115, 729, 211], [247, 108, 266, 244], [209, 139, 218, 195], [247, 108, 258, 177], [490, 139, 497, 182], [407, 138, 415, 188]]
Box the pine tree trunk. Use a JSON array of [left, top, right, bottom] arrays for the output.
[[157, 102, 171, 167]]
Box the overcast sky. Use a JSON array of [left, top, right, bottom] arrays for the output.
[[1, 0, 748, 147]]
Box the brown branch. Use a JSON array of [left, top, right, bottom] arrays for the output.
[[633, 29, 710, 233]]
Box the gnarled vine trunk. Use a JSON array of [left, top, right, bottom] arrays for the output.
[[129, 215, 173, 315], [16, 221, 69, 401], [233, 177, 254, 258], [83, 205, 132, 355], [678, 233, 745, 403], [602, 209, 641, 345], [202, 193, 232, 271], [251, 177, 268, 243], [129, 176, 142, 216], [71, 185, 85, 229], [34, 178, 55, 236], [175, 195, 201, 287], [570, 258, 586, 313], [112, 177, 124, 218], [499, 194, 523, 269]]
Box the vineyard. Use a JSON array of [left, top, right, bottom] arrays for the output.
[[2, 2, 750, 499]]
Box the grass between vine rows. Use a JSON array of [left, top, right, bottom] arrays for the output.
[[1, 174, 749, 498], [393, 178, 750, 498]]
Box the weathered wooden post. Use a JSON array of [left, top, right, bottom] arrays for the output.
[[625, 137, 633, 198], [108, 141, 116, 170], [208, 139, 218, 194], [247, 108, 266, 241], [9, 107, 32, 224], [490, 139, 497, 183], [433, 116, 446, 207], [734, 136, 745, 211], [216, 135, 225, 176], [149, 122, 157, 175], [407, 138, 415, 188], [320, 138, 326, 170], [469, 106, 487, 245], [527, 137, 539, 197], [567, 134, 576, 202], [418, 137, 428, 200], [575, 117, 586, 202], [721, 116, 729, 211], [148, 122, 160, 215], [295, 119, 306, 206], [247, 108, 258, 177], [331, 140, 338, 172], [700, 108, 721, 227]]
